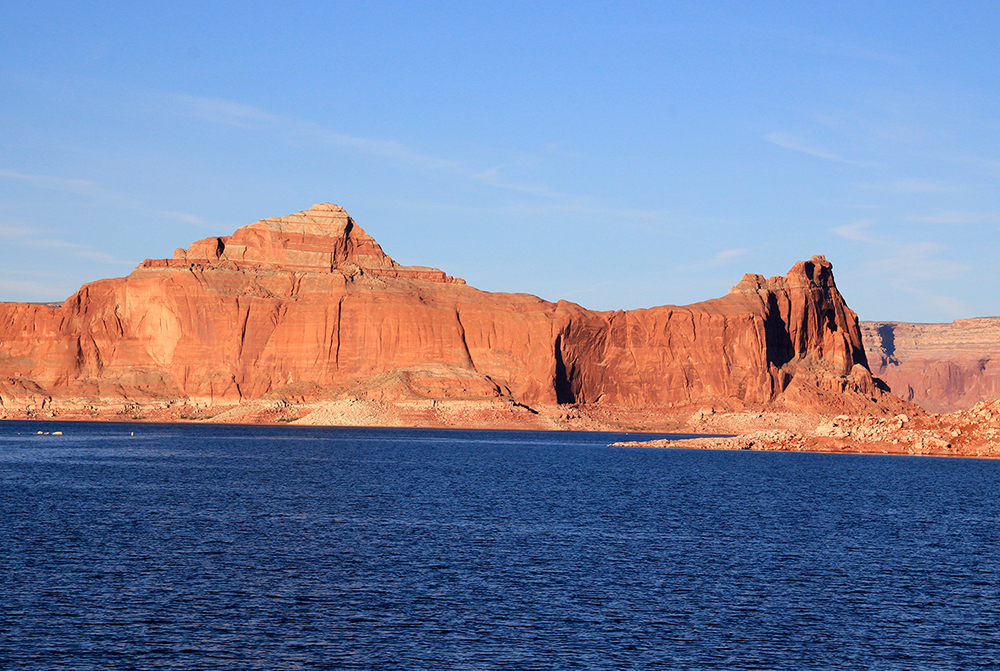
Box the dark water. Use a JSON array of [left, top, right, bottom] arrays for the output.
[[2, 421, 1000, 669]]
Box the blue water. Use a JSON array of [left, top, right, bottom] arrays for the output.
[[2, 421, 1000, 669]]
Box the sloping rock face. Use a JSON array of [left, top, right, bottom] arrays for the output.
[[861, 319, 1000, 413], [0, 203, 900, 423]]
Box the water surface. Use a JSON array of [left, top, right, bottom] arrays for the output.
[[2, 421, 999, 669]]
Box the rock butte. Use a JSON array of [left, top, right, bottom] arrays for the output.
[[0, 202, 922, 435]]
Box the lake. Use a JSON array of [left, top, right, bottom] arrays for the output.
[[2, 420, 999, 669]]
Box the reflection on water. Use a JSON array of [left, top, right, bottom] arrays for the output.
[[2, 420, 999, 669]]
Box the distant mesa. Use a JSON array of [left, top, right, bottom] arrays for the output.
[[0, 202, 916, 430], [861, 318, 1000, 413]]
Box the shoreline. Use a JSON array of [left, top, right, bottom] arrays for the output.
[[611, 435, 1000, 459], [4, 398, 1000, 459], [0, 414, 699, 438]]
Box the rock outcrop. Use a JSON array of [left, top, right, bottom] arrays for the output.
[[0, 203, 906, 427], [861, 319, 1000, 413], [613, 400, 1000, 459]]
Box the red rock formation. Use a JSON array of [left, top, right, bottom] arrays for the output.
[[557, 258, 875, 409], [861, 319, 1000, 413], [0, 203, 902, 423]]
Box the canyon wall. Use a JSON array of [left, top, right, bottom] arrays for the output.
[[861, 319, 1000, 413], [0, 203, 902, 423]]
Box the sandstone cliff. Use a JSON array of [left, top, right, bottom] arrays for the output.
[[861, 319, 1000, 413], [0, 203, 907, 427]]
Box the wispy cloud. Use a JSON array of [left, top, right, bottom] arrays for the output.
[[164, 92, 653, 220], [0, 169, 106, 198], [0, 223, 34, 237], [924, 293, 971, 319], [765, 131, 851, 163], [506, 201, 661, 221], [156, 210, 218, 227], [905, 210, 999, 225], [889, 285, 971, 320], [0, 168, 226, 231], [710, 248, 748, 266], [833, 221, 969, 281], [0, 277, 67, 298], [559, 280, 616, 302], [171, 95, 280, 130], [366, 199, 665, 232], [168, 92, 476, 178], [473, 170, 576, 200], [871, 241, 969, 280], [765, 129, 890, 168], [813, 111, 924, 145], [858, 179, 963, 194], [781, 31, 907, 65], [0, 220, 128, 264], [832, 220, 879, 242], [22, 238, 123, 263]]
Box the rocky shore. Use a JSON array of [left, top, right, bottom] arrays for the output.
[[612, 400, 1000, 458]]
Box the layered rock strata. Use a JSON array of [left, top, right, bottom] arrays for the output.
[[861, 319, 1000, 413], [0, 203, 906, 427]]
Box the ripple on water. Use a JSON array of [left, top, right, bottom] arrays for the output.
[[2, 421, 1000, 669]]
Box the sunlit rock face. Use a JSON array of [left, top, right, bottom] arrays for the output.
[[861, 318, 1000, 413], [0, 203, 895, 420]]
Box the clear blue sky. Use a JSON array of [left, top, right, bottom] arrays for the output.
[[2, 2, 998, 322]]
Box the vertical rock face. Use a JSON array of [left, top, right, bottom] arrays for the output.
[[861, 319, 1000, 413], [0, 204, 888, 418], [556, 255, 872, 409]]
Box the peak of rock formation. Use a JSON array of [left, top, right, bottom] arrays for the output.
[[0, 204, 912, 429], [162, 203, 463, 283], [171, 203, 393, 272]]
